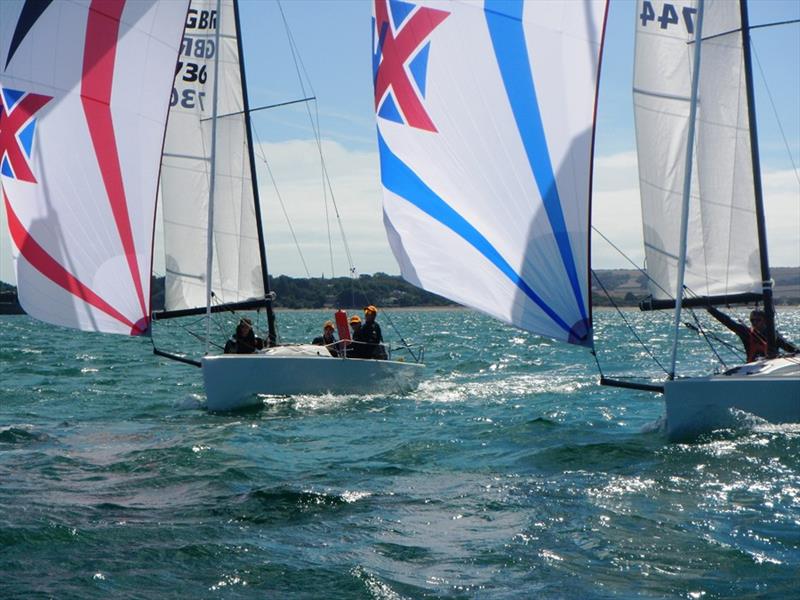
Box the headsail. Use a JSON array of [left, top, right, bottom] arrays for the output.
[[634, 0, 761, 304], [0, 0, 188, 335], [159, 0, 266, 314], [373, 0, 607, 347]]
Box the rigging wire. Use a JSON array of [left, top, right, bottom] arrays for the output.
[[683, 320, 743, 362], [591, 269, 670, 376], [270, 1, 417, 359], [353, 275, 421, 362], [683, 286, 744, 369], [249, 123, 312, 278], [321, 132, 335, 276], [751, 42, 800, 186], [150, 312, 227, 360], [317, 98, 336, 278], [590, 228, 763, 376], [273, 3, 335, 277], [685, 307, 729, 368], [591, 226, 673, 299], [276, 0, 357, 275]]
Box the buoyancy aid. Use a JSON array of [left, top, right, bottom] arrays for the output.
[[746, 328, 768, 362]]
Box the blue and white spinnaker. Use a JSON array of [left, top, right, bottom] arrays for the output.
[[373, 0, 607, 346]]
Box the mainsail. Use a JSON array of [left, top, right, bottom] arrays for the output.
[[634, 0, 762, 305], [373, 0, 607, 346], [159, 0, 267, 314], [0, 0, 188, 335]]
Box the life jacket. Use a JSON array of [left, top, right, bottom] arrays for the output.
[[746, 328, 768, 362]]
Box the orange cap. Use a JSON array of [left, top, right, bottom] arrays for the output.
[[349, 315, 362, 324], [364, 305, 378, 315]]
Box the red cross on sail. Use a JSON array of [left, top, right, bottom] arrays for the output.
[[0, 0, 188, 336], [0, 89, 52, 183], [373, 0, 449, 132]]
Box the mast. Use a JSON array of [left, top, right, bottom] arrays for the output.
[[740, 0, 777, 355], [669, 0, 705, 379], [232, 0, 277, 346], [205, 0, 223, 354]]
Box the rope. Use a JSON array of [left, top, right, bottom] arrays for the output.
[[249, 126, 312, 278], [683, 320, 743, 361], [591, 269, 670, 376], [276, 0, 357, 275], [591, 226, 673, 299], [752, 42, 800, 186], [686, 308, 729, 368], [348, 273, 421, 363]]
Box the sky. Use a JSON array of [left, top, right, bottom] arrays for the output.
[[1, 0, 798, 284]]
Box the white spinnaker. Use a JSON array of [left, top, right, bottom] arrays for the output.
[[633, 0, 761, 301], [160, 0, 264, 312], [0, 0, 188, 335], [375, 0, 606, 346]]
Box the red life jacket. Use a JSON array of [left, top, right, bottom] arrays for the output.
[[746, 328, 768, 362]]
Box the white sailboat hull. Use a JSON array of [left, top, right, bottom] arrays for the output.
[[201, 345, 424, 411], [664, 356, 800, 440]]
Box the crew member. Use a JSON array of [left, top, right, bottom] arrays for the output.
[[312, 320, 339, 357], [706, 306, 798, 362], [348, 315, 368, 359], [361, 305, 388, 360], [224, 318, 264, 354]]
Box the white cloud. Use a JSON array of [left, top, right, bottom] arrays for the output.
[[591, 151, 645, 269], [590, 151, 800, 269], [762, 168, 800, 267], [251, 138, 397, 277], [2, 145, 797, 287]]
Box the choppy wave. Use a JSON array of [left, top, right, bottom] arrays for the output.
[[1, 309, 798, 598]]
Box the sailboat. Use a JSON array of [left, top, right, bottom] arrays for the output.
[[372, 0, 799, 440], [632, 0, 800, 438], [0, 0, 422, 412]]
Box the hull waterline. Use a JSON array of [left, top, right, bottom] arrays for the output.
[[664, 356, 800, 441], [201, 348, 424, 411]]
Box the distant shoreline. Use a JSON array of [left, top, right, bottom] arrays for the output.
[[2, 265, 799, 313], [4, 305, 800, 319]]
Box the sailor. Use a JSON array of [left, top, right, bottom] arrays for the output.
[[312, 320, 339, 357], [706, 306, 798, 362], [361, 305, 388, 360], [224, 318, 264, 354], [348, 315, 369, 359]]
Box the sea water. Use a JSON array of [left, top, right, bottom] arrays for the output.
[[1, 308, 798, 598]]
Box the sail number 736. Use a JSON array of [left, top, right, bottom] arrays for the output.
[[170, 88, 205, 111], [640, 1, 697, 34]]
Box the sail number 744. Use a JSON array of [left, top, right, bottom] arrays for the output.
[[640, 1, 697, 34]]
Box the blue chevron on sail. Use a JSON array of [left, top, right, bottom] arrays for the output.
[[373, 0, 607, 346]]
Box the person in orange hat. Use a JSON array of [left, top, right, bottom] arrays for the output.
[[312, 320, 339, 356], [348, 314, 368, 359], [361, 305, 387, 360]]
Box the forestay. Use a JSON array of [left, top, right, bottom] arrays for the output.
[[160, 0, 264, 312], [0, 0, 188, 335], [373, 0, 607, 347], [633, 0, 761, 302]]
